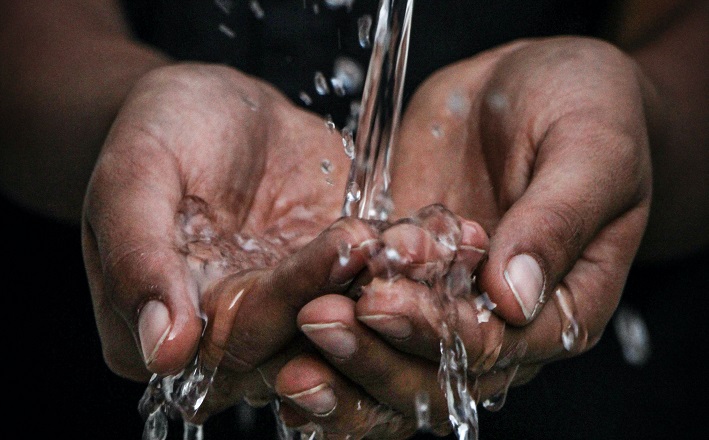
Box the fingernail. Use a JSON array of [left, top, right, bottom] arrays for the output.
[[301, 322, 357, 359], [357, 314, 412, 339], [504, 254, 544, 321], [285, 383, 337, 416], [138, 300, 172, 366]]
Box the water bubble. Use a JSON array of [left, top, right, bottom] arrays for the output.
[[332, 56, 365, 96], [218, 23, 235, 38], [613, 305, 651, 366], [358, 15, 373, 48], [314, 71, 330, 95], [249, 0, 265, 19], [299, 91, 313, 106], [320, 159, 333, 174]]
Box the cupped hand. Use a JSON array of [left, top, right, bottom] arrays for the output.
[[81, 63, 380, 420], [276, 36, 653, 437]]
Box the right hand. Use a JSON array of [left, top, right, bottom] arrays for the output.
[[81, 63, 379, 421]]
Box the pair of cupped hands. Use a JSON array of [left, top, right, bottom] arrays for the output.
[[82, 36, 652, 439]]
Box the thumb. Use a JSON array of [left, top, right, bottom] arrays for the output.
[[198, 217, 381, 373], [477, 113, 651, 326]]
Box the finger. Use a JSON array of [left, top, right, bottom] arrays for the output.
[[275, 353, 422, 439], [296, 295, 453, 431], [191, 335, 313, 424], [356, 279, 507, 374], [84, 140, 205, 378], [199, 217, 381, 373], [478, 111, 651, 325], [356, 217, 492, 367], [371, 207, 488, 283], [82, 217, 151, 381]]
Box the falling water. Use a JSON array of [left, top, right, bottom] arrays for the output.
[[341, 0, 481, 438], [341, 0, 413, 222]]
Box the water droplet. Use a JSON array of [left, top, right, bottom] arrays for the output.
[[330, 77, 347, 97], [324, 0, 354, 10], [325, 114, 336, 132], [431, 123, 444, 138], [249, 0, 265, 19], [314, 71, 330, 95], [346, 181, 361, 202], [358, 15, 373, 48], [299, 91, 313, 106], [613, 305, 651, 366], [214, 0, 234, 15], [481, 365, 518, 412], [320, 159, 333, 174], [143, 408, 168, 440], [341, 127, 355, 159], [553, 288, 588, 352], [486, 91, 508, 112], [218, 23, 235, 38], [384, 247, 402, 262], [415, 391, 431, 431], [447, 91, 469, 115], [332, 56, 365, 96], [183, 422, 204, 440]]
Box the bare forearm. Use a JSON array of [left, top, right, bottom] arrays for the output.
[[0, 0, 170, 223], [619, 0, 709, 261]]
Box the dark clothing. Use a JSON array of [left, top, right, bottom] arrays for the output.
[[6, 1, 707, 439]]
